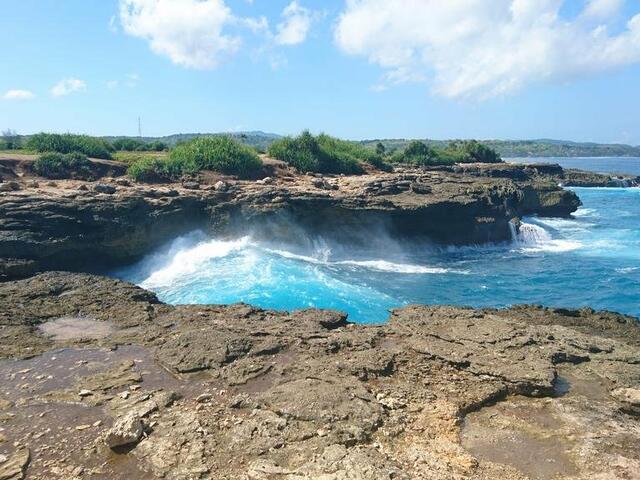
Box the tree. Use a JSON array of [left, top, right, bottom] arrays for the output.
[[375, 142, 386, 155], [1, 129, 20, 150]]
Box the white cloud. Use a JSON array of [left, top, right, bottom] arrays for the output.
[[51, 78, 87, 97], [335, 0, 640, 99], [3, 89, 35, 100], [582, 0, 624, 19], [119, 0, 240, 69], [275, 1, 313, 46]]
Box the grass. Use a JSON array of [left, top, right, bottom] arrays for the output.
[[0, 149, 36, 155], [113, 150, 168, 165], [32, 152, 92, 179], [267, 131, 390, 174], [26, 133, 114, 160], [127, 136, 263, 182]]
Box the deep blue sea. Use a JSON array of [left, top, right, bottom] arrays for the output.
[[117, 157, 640, 323]]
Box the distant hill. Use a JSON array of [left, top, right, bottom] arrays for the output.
[[358, 138, 640, 158]]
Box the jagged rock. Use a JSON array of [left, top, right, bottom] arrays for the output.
[[213, 180, 228, 191], [0, 449, 30, 480], [0, 181, 20, 192], [93, 183, 116, 194], [182, 181, 200, 190], [1, 274, 639, 479], [104, 413, 144, 449]]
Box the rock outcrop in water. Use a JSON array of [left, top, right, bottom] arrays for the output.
[[0, 272, 638, 479], [0, 159, 581, 280]]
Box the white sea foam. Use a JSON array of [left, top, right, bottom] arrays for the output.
[[141, 236, 251, 288], [264, 247, 462, 274], [511, 222, 582, 253], [337, 260, 453, 274], [573, 208, 598, 218], [616, 267, 639, 274]]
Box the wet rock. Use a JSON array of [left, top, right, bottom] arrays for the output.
[[104, 413, 144, 449], [0, 449, 30, 480]]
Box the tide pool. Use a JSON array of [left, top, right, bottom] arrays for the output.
[[116, 186, 640, 323]]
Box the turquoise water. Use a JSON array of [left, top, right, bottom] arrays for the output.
[[508, 156, 640, 176], [116, 159, 640, 323]]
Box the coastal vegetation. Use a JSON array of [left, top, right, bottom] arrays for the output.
[[111, 138, 168, 152], [32, 152, 92, 179], [26, 133, 114, 160], [267, 131, 390, 174], [389, 139, 501, 166], [127, 136, 262, 181]]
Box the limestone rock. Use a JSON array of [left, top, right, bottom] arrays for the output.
[[0, 449, 30, 480], [104, 414, 144, 449]]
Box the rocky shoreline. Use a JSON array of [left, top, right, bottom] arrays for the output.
[[0, 272, 639, 479], [0, 159, 588, 280], [1, 158, 639, 479]]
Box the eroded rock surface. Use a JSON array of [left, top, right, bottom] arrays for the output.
[[0, 161, 582, 280], [0, 272, 638, 479]]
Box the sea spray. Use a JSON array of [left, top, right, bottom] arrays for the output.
[[113, 187, 640, 320]]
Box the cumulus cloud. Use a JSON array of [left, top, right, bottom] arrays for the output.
[[51, 78, 87, 97], [119, 0, 240, 69], [335, 0, 640, 99], [275, 1, 313, 46], [3, 89, 35, 100], [582, 0, 624, 19]]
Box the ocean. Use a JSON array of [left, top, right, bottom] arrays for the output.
[[116, 157, 640, 322]]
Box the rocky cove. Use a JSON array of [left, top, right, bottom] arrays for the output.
[[0, 160, 598, 280], [0, 158, 639, 479]]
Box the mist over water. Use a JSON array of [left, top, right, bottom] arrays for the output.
[[115, 187, 640, 322]]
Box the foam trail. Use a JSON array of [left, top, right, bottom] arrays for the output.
[[264, 247, 462, 274], [337, 260, 453, 274]]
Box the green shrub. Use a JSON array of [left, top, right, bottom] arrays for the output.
[[169, 136, 262, 177], [112, 138, 168, 152], [445, 140, 502, 163], [127, 136, 262, 182], [268, 131, 389, 174], [26, 133, 113, 159], [390, 141, 456, 166], [32, 152, 92, 179], [127, 157, 176, 182]]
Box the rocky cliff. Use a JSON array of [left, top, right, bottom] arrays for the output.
[[0, 162, 581, 280]]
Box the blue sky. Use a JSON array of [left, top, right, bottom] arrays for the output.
[[1, 0, 639, 143]]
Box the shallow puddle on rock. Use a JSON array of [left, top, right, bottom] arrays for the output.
[[38, 316, 114, 340], [461, 396, 577, 480], [0, 345, 201, 479]]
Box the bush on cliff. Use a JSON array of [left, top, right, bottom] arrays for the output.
[[391, 141, 456, 166], [32, 152, 93, 179], [391, 140, 502, 166], [127, 136, 263, 181], [446, 140, 502, 163], [112, 138, 168, 152], [26, 133, 114, 160], [268, 131, 390, 174]]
